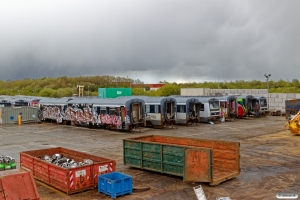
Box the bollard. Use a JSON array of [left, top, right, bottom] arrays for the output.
[[18, 113, 22, 125]]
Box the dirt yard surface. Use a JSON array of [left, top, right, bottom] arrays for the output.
[[1, 116, 299, 200]]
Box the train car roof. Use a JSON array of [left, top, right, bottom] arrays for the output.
[[169, 96, 200, 104], [67, 97, 145, 106], [212, 95, 238, 101], [179, 96, 219, 103], [134, 96, 177, 104], [236, 94, 255, 99], [253, 96, 267, 100], [39, 97, 73, 105]]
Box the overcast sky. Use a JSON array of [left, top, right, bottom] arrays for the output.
[[0, 0, 299, 83]]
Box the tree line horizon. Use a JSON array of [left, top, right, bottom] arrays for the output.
[[0, 75, 299, 98]]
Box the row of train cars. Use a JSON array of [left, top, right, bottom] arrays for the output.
[[0, 94, 268, 131]]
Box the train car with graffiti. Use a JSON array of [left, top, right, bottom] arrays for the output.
[[39, 97, 72, 123], [60, 98, 97, 126], [237, 95, 260, 117], [213, 95, 238, 120], [92, 97, 145, 131], [171, 96, 201, 125], [141, 96, 177, 128], [194, 97, 220, 123], [39, 97, 146, 131]]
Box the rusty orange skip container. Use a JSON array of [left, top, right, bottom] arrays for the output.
[[123, 135, 240, 185], [0, 168, 40, 200], [20, 147, 116, 194]]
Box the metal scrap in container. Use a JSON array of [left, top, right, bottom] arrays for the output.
[[38, 153, 93, 168], [0, 155, 16, 170]]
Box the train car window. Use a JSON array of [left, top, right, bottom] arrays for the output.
[[209, 101, 220, 110], [220, 102, 226, 109], [150, 105, 154, 113], [15, 102, 29, 106], [154, 105, 159, 113], [146, 105, 150, 113], [178, 105, 185, 113], [109, 107, 118, 115], [260, 99, 267, 106], [100, 107, 106, 114], [200, 104, 205, 111], [116, 107, 120, 116]]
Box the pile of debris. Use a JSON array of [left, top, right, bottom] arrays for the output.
[[38, 153, 93, 168], [0, 155, 16, 170]]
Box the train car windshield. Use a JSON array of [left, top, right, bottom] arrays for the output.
[[260, 99, 267, 106], [209, 101, 220, 110]]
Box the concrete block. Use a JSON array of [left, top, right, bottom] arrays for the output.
[[230, 90, 237, 94], [269, 106, 274, 110], [223, 89, 228, 93], [269, 97, 275, 102], [259, 89, 268, 94], [270, 93, 279, 98], [261, 93, 268, 98], [244, 89, 251, 94], [278, 94, 286, 98], [269, 102, 278, 107], [287, 93, 296, 99], [278, 103, 286, 108], [275, 98, 283, 103], [295, 94, 300, 99], [252, 89, 260, 94], [275, 106, 283, 111], [237, 89, 244, 94], [251, 89, 259, 94]]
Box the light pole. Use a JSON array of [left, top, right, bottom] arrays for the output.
[[264, 74, 271, 110]]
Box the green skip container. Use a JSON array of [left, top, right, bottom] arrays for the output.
[[123, 135, 240, 185]]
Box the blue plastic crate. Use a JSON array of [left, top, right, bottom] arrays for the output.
[[98, 172, 133, 199]]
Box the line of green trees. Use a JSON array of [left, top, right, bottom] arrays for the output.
[[0, 76, 300, 97]]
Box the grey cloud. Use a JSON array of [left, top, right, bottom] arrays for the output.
[[1, 0, 300, 83]]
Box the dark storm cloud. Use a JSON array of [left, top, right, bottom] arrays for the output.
[[1, 0, 300, 83]]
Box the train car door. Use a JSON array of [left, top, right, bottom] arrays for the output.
[[120, 106, 125, 122], [166, 101, 175, 119], [195, 103, 202, 122], [131, 103, 141, 123]]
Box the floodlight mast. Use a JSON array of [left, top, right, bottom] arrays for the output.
[[264, 74, 271, 110]]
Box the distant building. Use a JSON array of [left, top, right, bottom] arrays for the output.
[[148, 84, 165, 91], [181, 88, 211, 96], [98, 88, 132, 98]]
